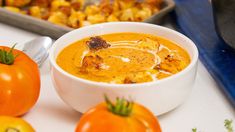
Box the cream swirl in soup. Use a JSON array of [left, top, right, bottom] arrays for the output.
[[56, 33, 190, 84]]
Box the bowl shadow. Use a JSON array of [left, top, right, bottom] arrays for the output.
[[37, 102, 82, 124]]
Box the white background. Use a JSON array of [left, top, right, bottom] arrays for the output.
[[0, 21, 234, 132]]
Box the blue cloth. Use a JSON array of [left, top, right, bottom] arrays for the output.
[[173, 0, 235, 107]]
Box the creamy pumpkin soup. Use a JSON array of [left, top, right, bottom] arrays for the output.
[[56, 33, 190, 84]]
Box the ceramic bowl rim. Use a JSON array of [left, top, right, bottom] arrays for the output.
[[49, 22, 199, 89]]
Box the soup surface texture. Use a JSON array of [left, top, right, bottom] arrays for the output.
[[57, 33, 190, 84]]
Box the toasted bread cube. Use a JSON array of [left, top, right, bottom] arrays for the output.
[[29, 6, 50, 19], [68, 10, 86, 28], [51, 0, 70, 11], [107, 14, 119, 22], [124, 72, 153, 84], [115, 0, 136, 10], [84, 5, 100, 15], [48, 11, 68, 26], [29, 6, 42, 18], [32, 0, 52, 7], [80, 55, 104, 73], [4, 6, 21, 13], [156, 54, 187, 74], [120, 8, 135, 21], [134, 7, 152, 21], [137, 37, 160, 51], [157, 72, 171, 79], [5, 0, 31, 7], [87, 14, 106, 24]]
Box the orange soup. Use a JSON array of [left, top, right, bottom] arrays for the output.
[[57, 33, 190, 84]]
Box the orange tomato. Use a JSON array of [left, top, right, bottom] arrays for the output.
[[76, 96, 162, 132], [0, 46, 40, 116], [0, 116, 35, 132]]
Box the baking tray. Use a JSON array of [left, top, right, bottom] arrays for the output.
[[0, 0, 175, 39]]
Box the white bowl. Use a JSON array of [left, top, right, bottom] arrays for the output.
[[49, 22, 198, 115]]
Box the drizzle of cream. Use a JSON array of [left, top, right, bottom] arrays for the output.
[[109, 40, 139, 46], [80, 50, 89, 65], [111, 55, 130, 62], [100, 63, 110, 70], [159, 70, 172, 75], [146, 72, 158, 82], [106, 40, 177, 70], [145, 49, 161, 69], [155, 55, 161, 65], [110, 46, 160, 68], [158, 44, 171, 52]]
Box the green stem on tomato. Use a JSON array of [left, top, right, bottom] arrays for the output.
[[0, 44, 18, 65], [104, 95, 133, 117]]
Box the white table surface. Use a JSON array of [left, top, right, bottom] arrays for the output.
[[0, 22, 234, 132]]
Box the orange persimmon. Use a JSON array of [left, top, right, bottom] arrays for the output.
[[0, 45, 40, 116]]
